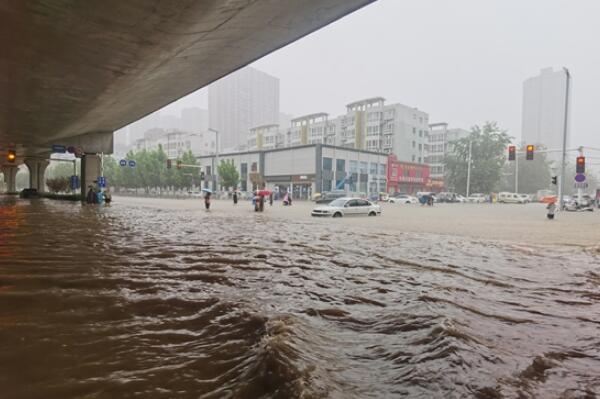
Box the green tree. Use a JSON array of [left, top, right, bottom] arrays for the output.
[[102, 155, 121, 188], [217, 159, 239, 190], [46, 177, 70, 193], [444, 121, 512, 195]]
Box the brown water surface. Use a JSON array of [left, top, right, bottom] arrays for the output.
[[0, 197, 599, 398]]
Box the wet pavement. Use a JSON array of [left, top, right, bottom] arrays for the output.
[[1, 196, 599, 398]]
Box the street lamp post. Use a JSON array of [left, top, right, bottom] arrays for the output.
[[466, 140, 472, 197], [208, 128, 219, 192], [559, 67, 570, 210]]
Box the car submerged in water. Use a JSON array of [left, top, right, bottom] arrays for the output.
[[311, 197, 381, 217]]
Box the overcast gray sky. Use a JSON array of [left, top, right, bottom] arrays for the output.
[[162, 0, 600, 148]]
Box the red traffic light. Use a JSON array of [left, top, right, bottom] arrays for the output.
[[7, 149, 16, 163], [526, 145, 534, 160], [576, 156, 585, 174], [508, 145, 516, 161]]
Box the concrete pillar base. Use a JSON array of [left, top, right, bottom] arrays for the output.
[[24, 159, 49, 193], [1, 165, 19, 193], [81, 154, 101, 198]]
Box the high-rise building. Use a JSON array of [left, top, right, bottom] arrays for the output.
[[209, 66, 279, 152], [181, 107, 208, 133], [521, 67, 571, 151], [426, 122, 470, 181]]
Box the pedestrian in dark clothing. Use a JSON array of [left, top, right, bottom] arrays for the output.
[[269, 193, 273, 206], [259, 195, 265, 212], [204, 192, 211, 211], [233, 191, 238, 205], [288, 192, 292, 206], [86, 186, 95, 204]]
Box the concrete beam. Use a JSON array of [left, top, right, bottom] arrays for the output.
[[54, 131, 114, 155], [24, 159, 49, 192], [1, 165, 18, 193]]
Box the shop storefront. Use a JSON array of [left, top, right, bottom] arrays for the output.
[[387, 154, 430, 194]]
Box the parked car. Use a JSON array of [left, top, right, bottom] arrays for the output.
[[456, 195, 467, 203], [20, 188, 39, 199], [467, 193, 486, 203], [315, 190, 348, 204], [498, 192, 527, 204], [437, 192, 459, 203], [388, 194, 418, 204], [311, 197, 381, 217], [188, 191, 203, 198], [564, 194, 594, 212], [518, 194, 531, 203]]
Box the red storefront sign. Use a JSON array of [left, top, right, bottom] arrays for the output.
[[387, 154, 430, 194]]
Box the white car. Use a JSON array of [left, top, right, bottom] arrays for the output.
[[467, 193, 487, 203], [311, 197, 381, 217], [456, 195, 467, 203], [388, 195, 418, 204], [498, 192, 526, 204]]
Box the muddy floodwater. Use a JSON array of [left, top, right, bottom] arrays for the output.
[[1, 197, 599, 398]]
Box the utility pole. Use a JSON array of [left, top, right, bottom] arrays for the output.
[[208, 128, 219, 192], [466, 140, 472, 197], [559, 67, 570, 210], [515, 149, 519, 193]]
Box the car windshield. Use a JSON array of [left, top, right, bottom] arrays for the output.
[[328, 199, 347, 207]]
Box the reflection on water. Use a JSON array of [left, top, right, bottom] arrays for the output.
[[0, 196, 599, 398]]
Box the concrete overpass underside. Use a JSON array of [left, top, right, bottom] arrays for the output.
[[0, 0, 374, 189]]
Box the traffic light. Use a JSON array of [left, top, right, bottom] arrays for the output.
[[508, 145, 516, 161], [167, 159, 172, 169], [576, 156, 585, 174], [551, 176, 557, 185], [176, 160, 182, 170], [7, 149, 16, 163], [526, 145, 534, 160], [200, 171, 205, 180]]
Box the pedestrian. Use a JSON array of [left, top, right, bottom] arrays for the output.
[[546, 200, 556, 220], [233, 190, 238, 205], [259, 194, 265, 212], [104, 188, 112, 204], [86, 186, 95, 204], [427, 194, 434, 207], [204, 192, 211, 211], [269, 192, 273, 206], [288, 191, 292, 206]]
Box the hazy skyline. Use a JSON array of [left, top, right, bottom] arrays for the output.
[[155, 0, 600, 149]]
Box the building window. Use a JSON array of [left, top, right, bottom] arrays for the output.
[[412, 127, 416, 134], [412, 141, 416, 148], [323, 157, 333, 171], [349, 160, 358, 173], [418, 143, 422, 151], [336, 159, 345, 172], [379, 163, 386, 175], [360, 162, 368, 174], [419, 130, 423, 137], [418, 157, 422, 163], [412, 155, 416, 162], [370, 162, 378, 175]]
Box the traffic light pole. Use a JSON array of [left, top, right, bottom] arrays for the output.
[[559, 68, 570, 210], [514, 151, 519, 193]]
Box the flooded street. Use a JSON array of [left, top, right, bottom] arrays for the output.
[[1, 197, 599, 398]]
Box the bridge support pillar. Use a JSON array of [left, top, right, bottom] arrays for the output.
[[24, 159, 49, 193], [1, 165, 19, 193], [81, 154, 101, 198]]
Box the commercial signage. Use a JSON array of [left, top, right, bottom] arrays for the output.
[[128, 160, 136, 168], [119, 159, 127, 167], [52, 144, 66, 153]]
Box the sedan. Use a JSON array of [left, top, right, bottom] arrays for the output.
[[388, 195, 418, 204], [311, 197, 381, 217]]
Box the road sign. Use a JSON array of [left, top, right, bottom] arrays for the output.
[[97, 176, 106, 188], [574, 182, 588, 189], [128, 160, 136, 168], [575, 173, 586, 183], [70, 175, 80, 190], [119, 159, 127, 167], [52, 144, 66, 153]]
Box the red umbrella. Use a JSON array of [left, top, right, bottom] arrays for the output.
[[257, 190, 272, 196]]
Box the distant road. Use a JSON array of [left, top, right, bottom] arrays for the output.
[[114, 196, 600, 248]]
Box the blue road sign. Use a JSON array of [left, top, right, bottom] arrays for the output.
[[119, 159, 127, 167], [70, 175, 80, 190], [97, 176, 106, 188], [575, 173, 586, 183], [52, 144, 66, 153], [128, 160, 136, 168]]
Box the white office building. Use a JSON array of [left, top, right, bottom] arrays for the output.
[[427, 122, 470, 181], [338, 97, 429, 164], [521, 67, 571, 152], [133, 128, 217, 158], [209, 66, 279, 151]]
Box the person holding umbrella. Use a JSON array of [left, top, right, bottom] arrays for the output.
[[233, 190, 238, 205], [202, 188, 212, 211]]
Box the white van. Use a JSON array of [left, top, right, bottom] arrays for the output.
[[498, 192, 526, 204]]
